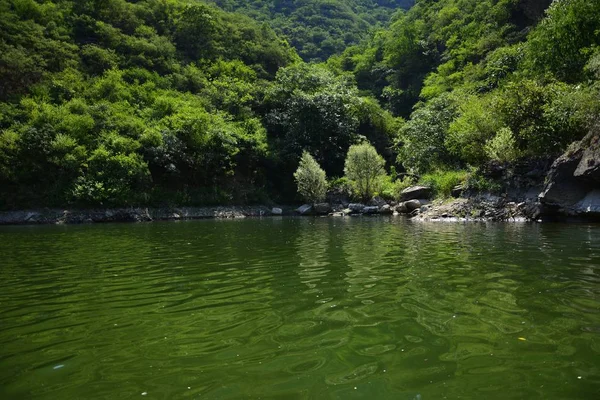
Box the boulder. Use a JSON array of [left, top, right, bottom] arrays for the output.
[[348, 203, 366, 213], [379, 204, 393, 215], [296, 204, 313, 215], [451, 185, 464, 198], [363, 206, 380, 214], [314, 203, 332, 215], [405, 199, 422, 212], [271, 207, 283, 215], [400, 186, 433, 201], [539, 131, 600, 216], [395, 202, 409, 214], [368, 196, 387, 207]]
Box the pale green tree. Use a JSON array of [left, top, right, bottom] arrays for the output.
[[294, 151, 327, 203], [344, 142, 386, 202]]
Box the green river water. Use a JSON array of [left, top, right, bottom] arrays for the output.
[[1, 218, 599, 399]]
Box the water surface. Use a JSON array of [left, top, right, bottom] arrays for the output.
[[1, 218, 599, 399]]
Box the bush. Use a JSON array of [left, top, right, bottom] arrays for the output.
[[344, 142, 386, 202], [484, 127, 520, 162], [379, 175, 415, 201], [464, 169, 502, 193], [293, 151, 327, 204], [397, 93, 458, 173], [446, 94, 502, 164], [419, 170, 469, 198]]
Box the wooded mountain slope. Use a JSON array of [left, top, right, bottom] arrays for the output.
[[330, 0, 600, 173], [1, 0, 599, 210], [0, 0, 398, 208], [208, 0, 415, 61]]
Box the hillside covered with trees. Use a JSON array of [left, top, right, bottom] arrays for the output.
[[0, 0, 599, 210], [331, 0, 600, 175], [207, 0, 415, 61], [0, 0, 398, 208]]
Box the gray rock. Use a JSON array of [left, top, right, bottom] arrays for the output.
[[271, 207, 283, 215], [400, 186, 433, 201], [395, 202, 409, 214], [405, 199, 422, 211], [451, 185, 464, 198], [539, 131, 600, 216], [368, 196, 387, 207], [379, 204, 393, 214], [348, 203, 366, 213], [296, 204, 313, 215], [574, 190, 600, 214], [363, 206, 380, 214], [314, 203, 332, 215]]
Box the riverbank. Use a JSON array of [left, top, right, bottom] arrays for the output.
[[0, 206, 282, 225], [2, 131, 598, 226], [0, 196, 596, 225]]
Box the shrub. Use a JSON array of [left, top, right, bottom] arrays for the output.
[[397, 93, 458, 173], [344, 142, 386, 202], [484, 127, 520, 162], [464, 169, 502, 193], [293, 151, 327, 203], [419, 170, 469, 198], [379, 175, 415, 201], [446, 94, 502, 164]]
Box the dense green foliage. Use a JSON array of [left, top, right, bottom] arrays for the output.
[[344, 142, 386, 202], [1, 0, 599, 209], [0, 0, 398, 208], [332, 0, 600, 175], [293, 151, 327, 203], [208, 0, 414, 62]]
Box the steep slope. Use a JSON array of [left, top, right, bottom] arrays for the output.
[[331, 0, 600, 175]]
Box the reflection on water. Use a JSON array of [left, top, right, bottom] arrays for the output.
[[1, 218, 599, 399]]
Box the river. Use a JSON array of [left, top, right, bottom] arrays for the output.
[[1, 218, 599, 399]]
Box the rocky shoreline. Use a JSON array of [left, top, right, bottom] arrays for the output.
[[2, 129, 598, 226], [0, 206, 277, 225]]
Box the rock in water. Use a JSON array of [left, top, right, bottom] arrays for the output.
[[314, 203, 332, 215], [379, 204, 393, 214], [395, 202, 409, 214], [400, 186, 433, 201], [271, 207, 283, 215], [348, 203, 366, 213], [296, 204, 313, 215], [404, 199, 422, 212], [539, 131, 600, 217]]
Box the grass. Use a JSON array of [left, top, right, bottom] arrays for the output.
[[419, 170, 469, 198]]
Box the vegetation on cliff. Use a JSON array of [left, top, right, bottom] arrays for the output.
[[331, 0, 600, 176]]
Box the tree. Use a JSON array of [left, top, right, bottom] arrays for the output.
[[293, 151, 327, 204], [344, 142, 386, 202]]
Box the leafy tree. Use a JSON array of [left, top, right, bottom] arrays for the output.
[[344, 142, 386, 202], [398, 93, 458, 173], [484, 127, 520, 163], [293, 151, 327, 204], [446, 93, 502, 165], [525, 0, 600, 83]]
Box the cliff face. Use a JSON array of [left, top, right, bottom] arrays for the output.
[[540, 129, 600, 217]]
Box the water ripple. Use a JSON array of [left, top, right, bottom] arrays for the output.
[[0, 219, 599, 399]]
